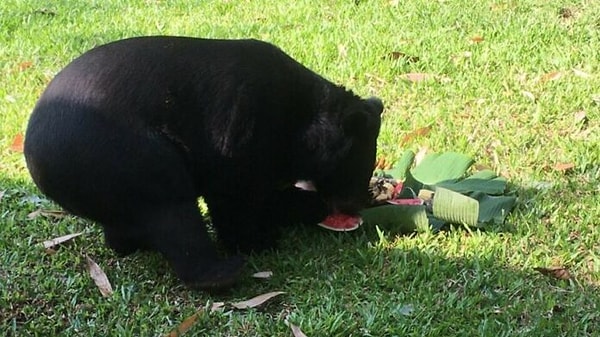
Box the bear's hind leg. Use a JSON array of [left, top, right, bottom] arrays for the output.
[[138, 200, 245, 290]]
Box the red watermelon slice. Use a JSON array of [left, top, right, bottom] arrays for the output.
[[317, 214, 363, 232]]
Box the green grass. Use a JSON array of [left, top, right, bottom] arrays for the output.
[[1, 0, 599, 335]]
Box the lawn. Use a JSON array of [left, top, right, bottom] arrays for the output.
[[1, 0, 599, 336]]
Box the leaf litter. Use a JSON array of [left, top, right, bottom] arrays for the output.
[[231, 291, 285, 309], [165, 292, 286, 336], [534, 267, 572, 280], [251, 271, 273, 279], [42, 232, 84, 249], [553, 163, 576, 172], [287, 322, 309, 337], [400, 125, 432, 145], [9, 133, 24, 152], [86, 255, 113, 297], [28, 209, 68, 220]]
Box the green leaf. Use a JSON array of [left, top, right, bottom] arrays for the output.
[[384, 150, 415, 180], [397, 169, 423, 198], [470, 192, 517, 225], [427, 215, 447, 232], [434, 170, 508, 195], [411, 152, 474, 185], [360, 205, 429, 234], [432, 187, 479, 227]]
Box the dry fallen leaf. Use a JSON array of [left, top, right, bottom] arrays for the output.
[[42, 232, 84, 249], [470, 35, 484, 43], [251, 271, 273, 279], [521, 90, 536, 102], [165, 312, 200, 337], [18, 61, 33, 71], [289, 323, 309, 337], [534, 267, 572, 280], [27, 209, 42, 219], [384, 51, 420, 63], [401, 125, 432, 145], [375, 157, 388, 170], [572, 68, 591, 78], [211, 302, 225, 312], [558, 7, 574, 19], [165, 303, 226, 336], [28, 209, 68, 220], [541, 71, 563, 83], [231, 291, 285, 309], [553, 162, 575, 172], [10, 133, 24, 152], [400, 73, 435, 83], [573, 110, 587, 124], [86, 255, 113, 297]]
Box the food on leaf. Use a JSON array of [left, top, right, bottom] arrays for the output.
[[363, 150, 517, 233]]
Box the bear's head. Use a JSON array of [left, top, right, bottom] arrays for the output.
[[300, 95, 383, 215]]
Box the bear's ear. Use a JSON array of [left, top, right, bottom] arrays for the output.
[[343, 96, 383, 136]]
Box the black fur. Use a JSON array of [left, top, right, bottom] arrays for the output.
[[24, 36, 382, 290]]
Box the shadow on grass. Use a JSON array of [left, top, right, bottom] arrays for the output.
[[2, 175, 598, 336]]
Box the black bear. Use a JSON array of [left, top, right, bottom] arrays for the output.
[[24, 36, 383, 290]]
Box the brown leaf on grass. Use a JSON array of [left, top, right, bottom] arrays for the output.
[[540, 71, 563, 83], [9, 133, 24, 152], [18, 61, 33, 71], [231, 291, 285, 309], [384, 51, 420, 63], [573, 110, 587, 124], [289, 323, 309, 337], [572, 68, 591, 79], [165, 302, 226, 336], [401, 125, 432, 145], [534, 267, 572, 280], [211, 302, 225, 312], [42, 232, 84, 249], [521, 90, 536, 102], [27, 209, 42, 219], [165, 312, 200, 337], [558, 7, 574, 19], [553, 162, 575, 172], [45, 247, 57, 255], [251, 271, 273, 279], [400, 73, 435, 83], [86, 256, 113, 297], [375, 157, 387, 170], [470, 35, 484, 43], [28, 209, 68, 220]]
